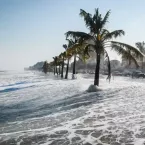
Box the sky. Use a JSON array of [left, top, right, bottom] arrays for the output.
[[0, 0, 145, 70]]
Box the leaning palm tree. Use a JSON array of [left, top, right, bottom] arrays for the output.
[[64, 42, 90, 79], [63, 39, 75, 79], [135, 41, 145, 69], [65, 8, 144, 86], [66, 38, 89, 79]]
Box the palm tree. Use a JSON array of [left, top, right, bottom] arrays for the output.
[[63, 39, 74, 79], [65, 8, 144, 86], [63, 44, 70, 79], [67, 39, 78, 79], [70, 46, 77, 79], [59, 52, 66, 78], [64, 39, 91, 79], [42, 61, 48, 74], [53, 56, 58, 75], [65, 39, 86, 79], [135, 41, 145, 69], [58, 62, 61, 75], [48, 62, 54, 73]]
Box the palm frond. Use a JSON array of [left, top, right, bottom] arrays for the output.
[[136, 42, 142, 48], [83, 44, 91, 57], [101, 10, 111, 28], [67, 43, 81, 55], [78, 44, 90, 63], [111, 41, 144, 59], [65, 31, 92, 41], [52, 56, 59, 65], [79, 9, 95, 32], [135, 42, 145, 54], [93, 8, 99, 22], [103, 30, 125, 40], [92, 8, 103, 33], [63, 44, 67, 50], [66, 39, 75, 48], [80, 9, 92, 17], [111, 43, 139, 68], [66, 50, 73, 59], [100, 29, 110, 38]]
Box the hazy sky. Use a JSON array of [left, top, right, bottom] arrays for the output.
[[0, 0, 145, 70]]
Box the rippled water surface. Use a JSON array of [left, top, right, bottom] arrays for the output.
[[0, 71, 145, 145]]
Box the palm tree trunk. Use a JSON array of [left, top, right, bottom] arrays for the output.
[[61, 57, 64, 78], [59, 65, 61, 75], [129, 58, 131, 66], [65, 58, 69, 79], [73, 55, 76, 74], [56, 66, 58, 75], [54, 66, 56, 75], [142, 57, 143, 69], [94, 53, 101, 86]]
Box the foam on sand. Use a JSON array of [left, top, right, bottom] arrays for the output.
[[0, 72, 145, 144], [87, 84, 102, 92]]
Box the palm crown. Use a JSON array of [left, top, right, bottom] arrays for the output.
[[65, 8, 144, 86]]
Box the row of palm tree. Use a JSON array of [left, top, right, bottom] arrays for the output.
[[43, 8, 144, 87], [47, 39, 89, 79]]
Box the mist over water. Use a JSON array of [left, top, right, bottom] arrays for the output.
[[0, 71, 145, 145]]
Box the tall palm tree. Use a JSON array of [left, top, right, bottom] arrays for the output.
[[72, 48, 77, 78], [65, 39, 86, 79], [56, 61, 61, 75], [135, 41, 145, 69], [53, 56, 58, 75], [63, 39, 76, 79], [58, 62, 61, 75], [42, 61, 48, 74], [48, 62, 54, 73], [65, 8, 144, 86], [63, 44, 69, 79], [59, 52, 66, 78], [68, 40, 78, 79], [65, 39, 91, 79], [63, 42, 72, 79]]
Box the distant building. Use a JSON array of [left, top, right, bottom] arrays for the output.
[[104, 59, 121, 71]]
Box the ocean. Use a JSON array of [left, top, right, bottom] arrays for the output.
[[0, 71, 145, 145]]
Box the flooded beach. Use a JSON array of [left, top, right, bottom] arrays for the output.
[[0, 71, 145, 145]]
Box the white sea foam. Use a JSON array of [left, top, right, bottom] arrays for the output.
[[0, 71, 145, 145]]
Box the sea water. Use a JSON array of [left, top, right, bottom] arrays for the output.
[[0, 71, 145, 145]]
